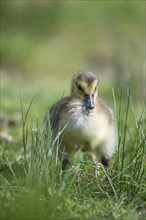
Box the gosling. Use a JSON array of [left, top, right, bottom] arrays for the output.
[[48, 70, 117, 175]]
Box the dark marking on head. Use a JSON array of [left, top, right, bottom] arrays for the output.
[[76, 70, 97, 86]]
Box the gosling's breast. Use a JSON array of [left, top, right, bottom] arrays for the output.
[[61, 103, 109, 147]]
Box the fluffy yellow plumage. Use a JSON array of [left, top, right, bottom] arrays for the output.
[[48, 70, 117, 176]]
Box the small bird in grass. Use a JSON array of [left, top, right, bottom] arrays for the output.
[[48, 70, 117, 177]]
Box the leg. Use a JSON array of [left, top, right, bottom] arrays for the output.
[[57, 147, 70, 170], [100, 139, 115, 168], [91, 153, 98, 179], [62, 157, 70, 170], [94, 159, 98, 179], [101, 156, 110, 168]]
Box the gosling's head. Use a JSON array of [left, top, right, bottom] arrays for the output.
[[71, 70, 98, 110]]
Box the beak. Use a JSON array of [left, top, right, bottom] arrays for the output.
[[85, 95, 95, 110]]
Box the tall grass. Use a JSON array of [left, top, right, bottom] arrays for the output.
[[113, 88, 145, 203], [1, 91, 146, 219]]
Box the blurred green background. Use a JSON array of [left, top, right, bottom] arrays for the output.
[[1, 0, 145, 120]]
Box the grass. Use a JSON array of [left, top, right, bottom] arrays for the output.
[[0, 88, 146, 220]]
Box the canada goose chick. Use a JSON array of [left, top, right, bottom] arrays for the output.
[[49, 70, 117, 175]]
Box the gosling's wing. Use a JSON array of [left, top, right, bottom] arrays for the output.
[[49, 102, 61, 130], [49, 97, 72, 130], [96, 98, 115, 125]]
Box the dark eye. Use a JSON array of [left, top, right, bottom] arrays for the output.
[[77, 85, 83, 92]]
